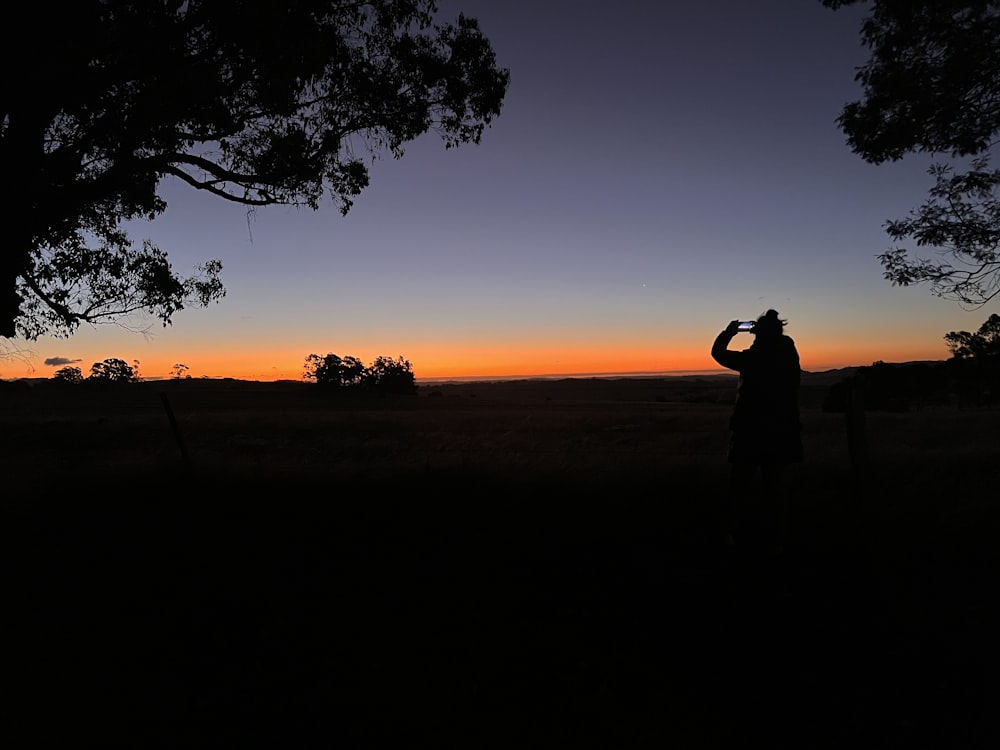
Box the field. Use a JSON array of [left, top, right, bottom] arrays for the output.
[[5, 374, 998, 746]]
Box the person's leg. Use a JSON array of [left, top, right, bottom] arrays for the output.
[[760, 462, 785, 490], [723, 462, 757, 543], [730, 461, 758, 488], [760, 462, 789, 550]]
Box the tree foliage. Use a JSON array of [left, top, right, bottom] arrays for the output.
[[822, 0, 1000, 163], [53, 365, 84, 384], [304, 352, 416, 394], [88, 357, 139, 383], [944, 313, 1000, 359], [879, 157, 1000, 304], [824, 0, 1000, 305], [303, 353, 366, 388], [1, 0, 509, 339], [362, 355, 417, 394]]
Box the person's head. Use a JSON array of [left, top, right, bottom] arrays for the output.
[[753, 309, 786, 338]]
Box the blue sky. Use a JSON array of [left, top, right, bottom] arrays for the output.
[[5, 0, 996, 382]]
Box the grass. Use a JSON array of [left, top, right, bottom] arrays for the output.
[[4, 376, 997, 746]]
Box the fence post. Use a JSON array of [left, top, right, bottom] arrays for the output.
[[160, 392, 190, 467]]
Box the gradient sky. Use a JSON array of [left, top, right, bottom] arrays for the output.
[[5, 0, 998, 382]]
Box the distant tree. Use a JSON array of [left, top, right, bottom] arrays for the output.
[[944, 313, 1000, 406], [822, 360, 943, 413], [303, 352, 414, 393], [823, 0, 1000, 305], [53, 365, 83, 384], [363, 355, 417, 395], [88, 358, 138, 383], [303, 353, 365, 387], [1, 1, 508, 339], [340, 356, 366, 387], [170, 363, 191, 379], [944, 313, 1000, 360], [303, 352, 341, 385]]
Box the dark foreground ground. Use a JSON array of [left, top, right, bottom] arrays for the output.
[[10, 480, 998, 748], [4, 377, 998, 747]]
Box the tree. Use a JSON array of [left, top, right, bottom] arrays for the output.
[[52, 365, 83, 384], [303, 353, 365, 387], [1, 1, 509, 339], [303, 352, 415, 393], [879, 157, 1000, 305], [170, 363, 191, 379], [944, 313, 1000, 359], [944, 312, 1000, 406], [88, 358, 138, 383], [824, 0, 1000, 305], [363, 355, 417, 394]]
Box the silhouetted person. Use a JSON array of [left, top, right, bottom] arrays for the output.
[[711, 309, 802, 545]]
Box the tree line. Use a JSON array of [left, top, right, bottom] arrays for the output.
[[50, 352, 418, 395], [53, 358, 142, 384], [52, 359, 190, 383], [302, 353, 416, 395], [823, 314, 1000, 411]]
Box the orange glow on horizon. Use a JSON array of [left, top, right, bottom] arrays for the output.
[[61, 337, 952, 383]]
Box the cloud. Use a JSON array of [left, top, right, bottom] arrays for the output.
[[44, 357, 82, 367]]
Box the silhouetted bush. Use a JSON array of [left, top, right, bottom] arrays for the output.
[[304, 352, 416, 395], [823, 360, 977, 412], [362, 355, 417, 396], [944, 356, 999, 408]]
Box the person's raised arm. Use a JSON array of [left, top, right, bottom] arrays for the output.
[[711, 320, 743, 371]]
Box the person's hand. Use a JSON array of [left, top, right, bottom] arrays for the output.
[[724, 320, 741, 336]]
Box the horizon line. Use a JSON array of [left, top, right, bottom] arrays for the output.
[[7, 361, 945, 385]]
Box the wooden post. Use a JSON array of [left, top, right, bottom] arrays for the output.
[[160, 392, 190, 467]]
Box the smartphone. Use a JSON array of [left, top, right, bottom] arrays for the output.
[[737, 321, 756, 332]]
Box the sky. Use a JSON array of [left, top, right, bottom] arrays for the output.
[[5, 0, 998, 382]]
